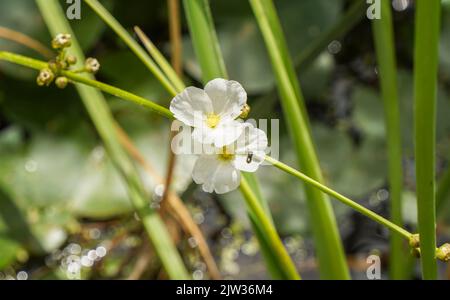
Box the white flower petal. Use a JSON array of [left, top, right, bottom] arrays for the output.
[[192, 156, 241, 194], [211, 163, 241, 194], [170, 87, 213, 126], [192, 155, 220, 193], [204, 78, 247, 119], [192, 119, 244, 148], [235, 123, 268, 154]]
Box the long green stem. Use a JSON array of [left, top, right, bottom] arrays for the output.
[[82, 0, 178, 96], [249, 0, 349, 279], [34, 0, 189, 279], [413, 0, 441, 280], [134, 26, 185, 92], [182, 0, 228, 80], [240, 177, 300, 279], [371, 0, 406, 279], [265, 156, 412, 240]]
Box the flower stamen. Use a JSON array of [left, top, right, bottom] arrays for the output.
[[206, 113, 221, 128], [218, 147, 235, 161]]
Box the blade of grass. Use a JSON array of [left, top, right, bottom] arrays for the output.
[[158, 0, 183, 240], [35, 0, 189, 279], [240, 177, 300, 279], [0, 26, 53, 59], [371, 0, 407, 279], [413, 0, 441, 280], [182, 0, 299, 279], [82, 0, 179, 96], [182, 0, 228, 80], [134, 26, 185, 92], [249, 0, 350, 279]]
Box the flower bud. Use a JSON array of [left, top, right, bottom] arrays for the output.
[[48, 60, 59, 73], [436, 243, 450, 262], [239, 104, 251, 119], [55, 77, 69, 89], [52, 33, 72, 50], [36, 68, 55, 86], [85, 57, 100, 74], [66, 55, 77, 66]]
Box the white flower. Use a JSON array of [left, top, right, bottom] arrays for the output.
[[192, 123, 268, 194], [170, 78, 247, 148]]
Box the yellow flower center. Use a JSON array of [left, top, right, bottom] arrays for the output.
[[206, 113, 221, 128], [218, 147, 235, 161]]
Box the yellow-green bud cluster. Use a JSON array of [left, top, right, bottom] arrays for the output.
[[37, 33, 101, 89]]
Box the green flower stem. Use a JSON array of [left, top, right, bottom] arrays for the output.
[[250, 0, 349, 279], [240, 177, 301, 280], [414, 0, 441, 280], [182, 0, 228, 81], [0, 52, 173, 120], [34, 0, 188, 280], [83, 0, 179, 96], [371, 0, 406, 279], [265, 156, 413, 240]]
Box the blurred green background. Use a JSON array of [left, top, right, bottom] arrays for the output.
[[1, 0, 450, 280]]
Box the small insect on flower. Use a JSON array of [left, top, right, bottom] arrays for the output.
[[170, 78, 248, 148], [246, 152, 254, 164], [52, 33, 72, 50], [192, 123, 268, 194]]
